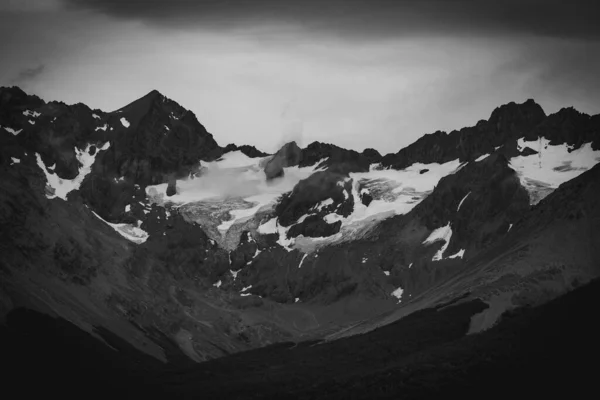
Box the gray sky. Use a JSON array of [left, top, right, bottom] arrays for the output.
[[1, 0, 599, 153]]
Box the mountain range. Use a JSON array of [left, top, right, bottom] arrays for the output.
[[1, 86, 599, 397]]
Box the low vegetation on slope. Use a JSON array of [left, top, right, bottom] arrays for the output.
[[2, 278, 599, 399]]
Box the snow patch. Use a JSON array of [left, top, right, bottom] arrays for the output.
[[347, 159, 462, 223], [23, 110, 41, 118], [447, 249, 465, 259], [213, 280, 222, 288], [510, 137, 600, 205], [230, 269, 239, 280], [92, 113, 101, 119], [4, 127, 22, 135], [295, 159, 463, 253], [257, 217, 294, 251], [95, 124, 108, 131], [10, 157, 20, 165], [120, 117, 130, 128], [217, 202, 264, 232], [423, 223, 453, 261], [125, 204, 131, 213], [36, 142, 110, 200], [146, 154, 327, 243], [28, 120, 35, 125], [383, 271, 390, 276], [392, 287, 404, 302], [323, 213, 344, 224], [313, 198, 334, 211], [475, 153, 489, 162], [241, 285, 252, 292]]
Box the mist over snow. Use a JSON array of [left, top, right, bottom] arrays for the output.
[[147, 151, 326, 208]]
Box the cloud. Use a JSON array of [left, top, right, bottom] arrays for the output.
[[62, 0, 600, 40], [490, 38, 600, 115], [12, 64, 46, 84], [0, 0, 62, 12], [2, 0, 598, 156]]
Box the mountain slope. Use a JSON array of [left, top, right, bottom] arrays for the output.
[[1, 86, 599, 367], [3, 277, 598, 399], [327, 161, 600, 340]]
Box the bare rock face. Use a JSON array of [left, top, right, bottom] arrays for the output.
[[222, 143, 269, 158], [275, 170, 354, 227], [264, 141, 302, 180], [299, 141, 376, 173], [166, 176, 177, 197]]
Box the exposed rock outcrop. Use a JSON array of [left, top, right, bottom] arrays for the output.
[[264, 141, 302, 180]]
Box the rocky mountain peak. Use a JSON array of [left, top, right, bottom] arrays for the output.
[[223, 143, 269, 158], [488, 98, 546, 136], [264, 141, 302, 180], [0, 86, 44, 115]]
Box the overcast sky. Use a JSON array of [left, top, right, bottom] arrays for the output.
[[1, 0, 599, 153]]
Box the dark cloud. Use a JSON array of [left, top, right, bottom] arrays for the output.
[[12, 64, 45, 83], [63, 0, 600, 40], [505, 39, 600, 114]]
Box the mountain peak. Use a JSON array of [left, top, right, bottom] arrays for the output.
[[488, 98, 546, 136], [0, 86, 44, 110], [112, 88, 174, 116], [147, 88, 163, 97], [489, 98, 546, 120]]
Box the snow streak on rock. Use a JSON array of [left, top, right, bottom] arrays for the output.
[[457, 192, 471, 211], [91, 211, 149, 244], [298, 253, 308, 268]]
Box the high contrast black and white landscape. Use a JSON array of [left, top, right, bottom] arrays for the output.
[[1, 1, 600, 399]]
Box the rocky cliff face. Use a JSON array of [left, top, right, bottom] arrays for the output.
[[1, 87, 599, 365]]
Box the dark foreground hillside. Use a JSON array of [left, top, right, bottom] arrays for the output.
[[2, 278, 600, 399]]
